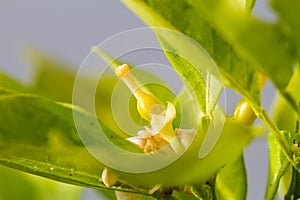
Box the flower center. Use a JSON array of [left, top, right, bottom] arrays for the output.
[[115, 64, 195, 153]]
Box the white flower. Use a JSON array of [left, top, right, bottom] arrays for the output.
[[127, 102, 195, 153], [114, 64, 195, 153]]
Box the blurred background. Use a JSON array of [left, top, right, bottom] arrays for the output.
[[0, 0, 277, 199]]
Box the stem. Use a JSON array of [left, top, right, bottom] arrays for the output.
[[233, 73, 294, 167], [252, 106, 293, 163]]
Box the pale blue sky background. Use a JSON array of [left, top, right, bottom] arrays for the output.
[[0, 1, 278, 199]]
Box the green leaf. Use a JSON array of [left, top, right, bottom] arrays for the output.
[[266, 128, 300, 199], [215, 155, 247, 200], [189, 0, 300, 118], [190, 184, 213, 200], [172, 87, 198, 128], [272, 66, 300, 132], [280, 166, 293, 200], [0, 165, 39, 200], [164, 52, 207, 114], [121, 0, 298, 169], [271, 0, 300, 61], [0, 72, 29, 92], [268, 65, 300, 198], [121, 0, 261, 107], [0, 87, 255, 192], [0, 165, 82, 200], [284, 168, 300, 200], [266, 131, 291, 200], [188, 0, 294, 89], [121, 0, 298, 170], [0, 88, 145, 194], [245, 0, 256, 13], [27, 51, 77, 103]]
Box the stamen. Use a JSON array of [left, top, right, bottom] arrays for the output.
[[115, 63, 130, 78], [115, 64, 163, 121]]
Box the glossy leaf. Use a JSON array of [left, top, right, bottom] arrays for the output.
[[280, 166, 293, 200], [268, 65, 300, 199], [0, 165, 81, 200], [245, 0, 256, 13], [0, 165, 39, 200], [271, 0, 300, 61], [267, 128, 300, 199], [188, 0, 294, 90], [0, 87, 253, 195], [164, 52, 207, 114], [27, 53, 252, 188], [0, 88, 145, 194], [272, 66, 300, 132], [7, 52, 129, 138], [188, 0, 300, 123], [0, 72, 29, 92], [190, 184, 213, 200], [120, 0, 300, 176], [121, 0, 261, 107], [269, 66, 300, 163], [0, 66, 254, 197], [27, 51, 77, 102], [122, 0, 300, 170], [266, 131, 291, 200], [284, 168, 300, 200], [215, 155, 247, 200]]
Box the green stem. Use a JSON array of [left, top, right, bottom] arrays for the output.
[[250, 104, 294, 166], [232, 73, 293, 167]]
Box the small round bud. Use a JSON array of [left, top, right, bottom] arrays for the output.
[[233, 100, 256, 126], [100, 167, 119, 187]]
